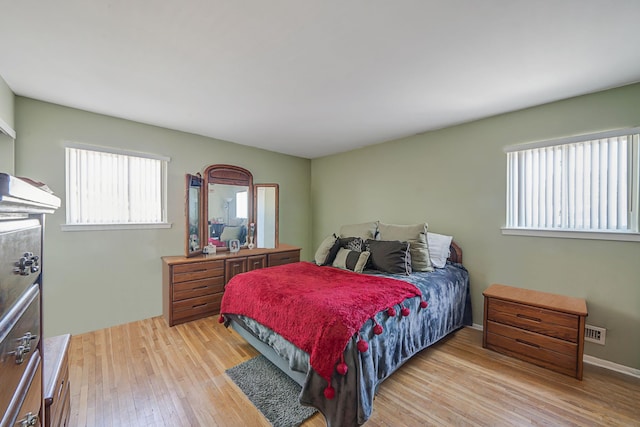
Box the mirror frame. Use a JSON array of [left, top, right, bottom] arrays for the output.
[[185, 173, 203, 257], [203, 164, 254, 252], [254, 183, 279, 248]]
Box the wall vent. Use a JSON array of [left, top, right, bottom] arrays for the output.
[[585, 324, 606, 345]]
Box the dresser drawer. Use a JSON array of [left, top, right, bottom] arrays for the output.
[[0, 285, 41, 418], [172, 260, 224, 283], [487, 298, 579, 342], [172, 294, 223, 322], [173, 276, 225, 301], [0, 219, 41, 314], [247, 255, 267, 271], [1, 350, 42, 427], [268, 250, 300, 267]]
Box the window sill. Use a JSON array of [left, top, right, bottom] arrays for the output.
[[501, 228, 640, 242], [61, 222, 172, 232]]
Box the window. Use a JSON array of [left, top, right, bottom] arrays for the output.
[[64, 145, 170, 230], [236, 190, 248, 219], [504, 128, 640, 240]]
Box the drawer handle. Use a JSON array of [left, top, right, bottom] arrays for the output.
[[516, 313, 542, 323], [193, 285, 208, 290], [8, 332, 38, 364], [14, 252, 40, 276], [16, 412, 38, 426], [516, 338, 540, 349], [192, 303, 207, 308]]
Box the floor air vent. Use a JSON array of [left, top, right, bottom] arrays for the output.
[[585, 324, 606, 345]]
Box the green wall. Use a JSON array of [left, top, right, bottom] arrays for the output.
[[0, 74, 15, 173], [14, 97, 312, 336], [311, 83, 640, 370]]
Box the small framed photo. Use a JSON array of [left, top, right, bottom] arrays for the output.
[[229, 239, 240, 253]]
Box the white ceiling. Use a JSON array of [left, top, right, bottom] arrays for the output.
[[1, 1, 640, 159]]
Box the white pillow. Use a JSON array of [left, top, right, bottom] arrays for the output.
[[427, 232, 453, 268]]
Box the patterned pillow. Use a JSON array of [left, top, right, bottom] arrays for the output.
[[339, 237, 365, 252]]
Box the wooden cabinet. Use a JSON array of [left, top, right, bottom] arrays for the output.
[[163, 244, 300, 326], [0, 173, 60, 427], [43, 334, 71, 427], [483, 284, 588, 379]]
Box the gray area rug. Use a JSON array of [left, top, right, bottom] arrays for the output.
[[226, 356, 318, 427]]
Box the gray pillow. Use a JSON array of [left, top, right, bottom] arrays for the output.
[[220, 225, 242, 241], [365, 239, 412, 275], [408, 232, 433, 272], [378, 222, 431, 271]]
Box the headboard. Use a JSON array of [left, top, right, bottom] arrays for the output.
[[447, 241, 462, 265]]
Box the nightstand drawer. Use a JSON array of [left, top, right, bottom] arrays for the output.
[[486, 331, 578, 376], [487, 298, 579, 342], [486, 320, 577, 356], [173, 277, 225, 301]]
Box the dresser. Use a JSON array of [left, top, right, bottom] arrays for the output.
[[483, 284, 588, 379], [162, 244, 301, 326], [0, 173, 60, 427]]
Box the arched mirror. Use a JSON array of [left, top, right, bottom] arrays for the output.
[[185, 173, 203, 257], [203, 164, 253, 251], [254, 184, 279, 248]]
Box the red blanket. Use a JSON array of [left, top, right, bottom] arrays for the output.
[[220, 261, 422, 384]]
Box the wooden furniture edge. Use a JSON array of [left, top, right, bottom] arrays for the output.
[[162, 244, 301, 265], [483, 283, 587, 316]]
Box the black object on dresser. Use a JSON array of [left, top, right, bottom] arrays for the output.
[[0, 173, 60, 427]]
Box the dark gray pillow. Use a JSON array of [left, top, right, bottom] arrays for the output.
[[365, 239, 412, 275]]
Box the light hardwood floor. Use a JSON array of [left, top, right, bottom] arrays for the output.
[[68, 316, 640, 426]]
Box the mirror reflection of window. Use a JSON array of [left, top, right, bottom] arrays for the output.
[[256, 186, 277, 249], [236, 190, 248, 219]]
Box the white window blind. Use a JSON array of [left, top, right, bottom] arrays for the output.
[[65, 146, 169, 227], [505, 128, 639, 234]]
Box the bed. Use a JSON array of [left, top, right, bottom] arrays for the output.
[[220, 235, 471, 426]]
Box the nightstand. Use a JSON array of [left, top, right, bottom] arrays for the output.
[[483, 284, 587, 379]]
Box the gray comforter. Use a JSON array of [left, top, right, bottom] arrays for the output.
[[227, 262, 472, 426]]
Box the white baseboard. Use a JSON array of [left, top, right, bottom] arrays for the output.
[[465, 324, 640, 379], [583, 355, 640, 379]]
